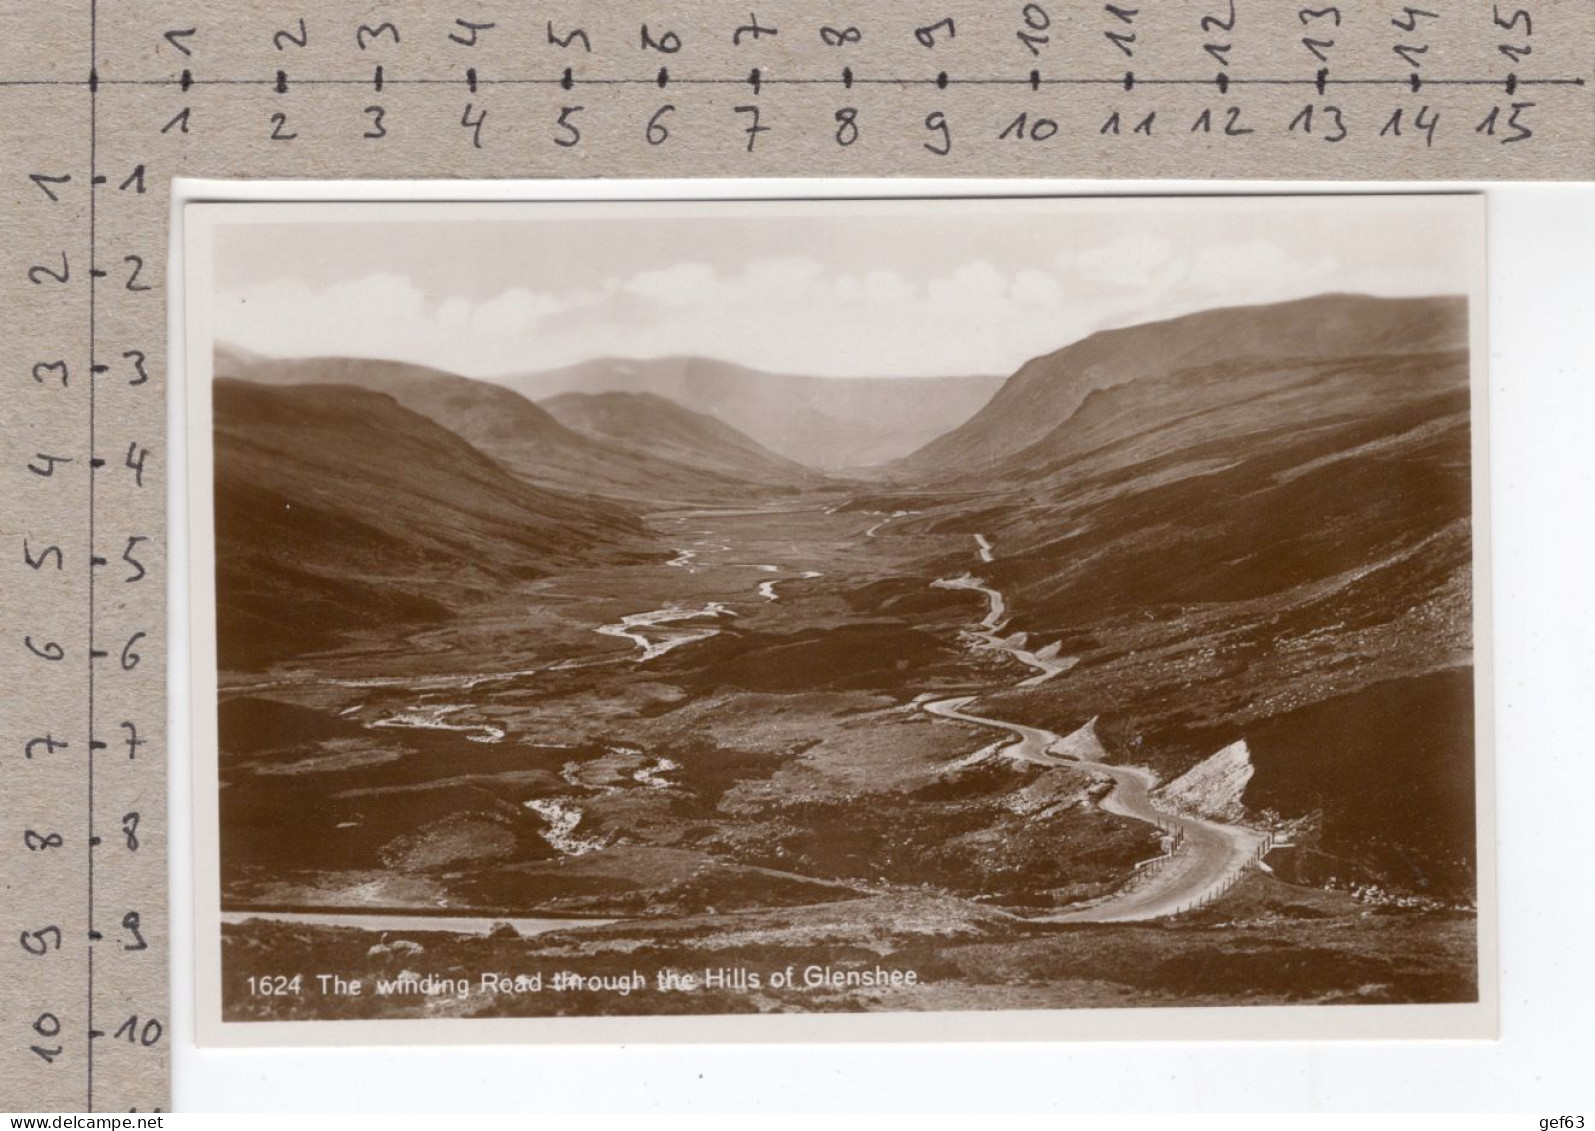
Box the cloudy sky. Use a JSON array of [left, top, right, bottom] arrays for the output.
[[208, 196, 1479, 380]]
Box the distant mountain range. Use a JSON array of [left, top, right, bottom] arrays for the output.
[[541, 390, 815, 487], [892, 293, 1469, 479], [499, 356, 1005, 470], [213, 349, 819, 501]]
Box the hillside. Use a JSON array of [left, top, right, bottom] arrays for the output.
[[925, 341, 1478, 895], [894, 293, 1468, 479], [212, 379, 653, 669], [541, 391, 820, 487], [214, 351, 809, 502], [502, 356, 1005, 470]]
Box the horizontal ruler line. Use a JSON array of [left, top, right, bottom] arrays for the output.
[[0, 75, 1586, 88]]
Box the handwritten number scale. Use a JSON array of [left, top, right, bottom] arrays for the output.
[[8, 5, 1581, 167]]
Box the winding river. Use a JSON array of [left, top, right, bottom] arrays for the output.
[[595, 602, 737, 661], [369, 703, 506, 744], [758, 569, 823, 602]]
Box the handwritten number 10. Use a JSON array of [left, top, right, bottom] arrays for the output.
[[31, 1013, 62, 1064], [113, 1016, 163, 1047], [1018, 4, 1052, 54]]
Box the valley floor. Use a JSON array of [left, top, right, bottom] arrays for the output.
[[217, 490, 1477, 1022]]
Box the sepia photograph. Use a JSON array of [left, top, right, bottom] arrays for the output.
[[183, 194, 1490, 1042]]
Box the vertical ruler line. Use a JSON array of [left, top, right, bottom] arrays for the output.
[[86, 0, 98, 1111]]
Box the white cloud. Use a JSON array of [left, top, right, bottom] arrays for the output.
[[745, 256, 827, 293], [1012, 269, 1064, 309], [926, 261, 1008, 305], [859, 269, 914, 305], [471, 288, 564, 337], [622, 263, 717, 306], [1183, 240, 1338, 300], [215, 210, 1469, 381], [1060, 233, 1176, 289]]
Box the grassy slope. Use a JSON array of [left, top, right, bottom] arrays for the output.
[[213, 379, 652, 669], [913, 350, 1475, 896], [216, 352, 810, 501], [896, 293, 1467, 478]]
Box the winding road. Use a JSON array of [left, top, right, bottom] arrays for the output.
[[922, 695, 1264, 922], [598, 510, 1264, 923], [924, 541, 1267, 923], [932, 571, 1077, 685], [864, 509, 919, 538]]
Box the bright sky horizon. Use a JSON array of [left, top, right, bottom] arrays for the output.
[[208, 196, 1480, 382]]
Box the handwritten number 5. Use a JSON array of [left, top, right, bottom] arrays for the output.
[[555, 106, 583, 148], [20, 926, 63, 955]]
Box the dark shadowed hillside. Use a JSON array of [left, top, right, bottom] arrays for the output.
[[212, 379, 653, 669], [214, 351, 812, 502], [894, 293, 1468, 478], [916, 340, 1476, 895]]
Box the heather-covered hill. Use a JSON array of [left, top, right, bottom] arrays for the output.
[[898, 340, 1476, 896], [212, 379, 653, 669], [215, 351, 812, 502], [894, 293, 1467, 479]]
